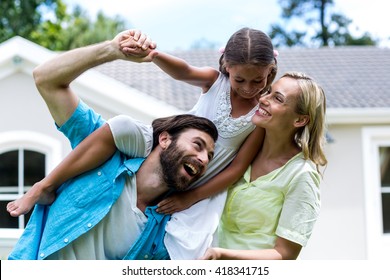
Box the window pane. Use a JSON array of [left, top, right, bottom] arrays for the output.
[[380, 147, 390, 234], [0, 151, 18, 187], [382, 193, 390, 233], [0, 201, 19, 228], [24, 207, 32, 226], [380, 147, 390, 186], [24, 150, 45, 186]]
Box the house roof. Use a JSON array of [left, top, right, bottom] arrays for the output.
[[0, 37, 183, 124], [96, 46, 390, 124], [94, 50, 219, 112], [275, 47, 390, 109], [2, 37, 390, 124]]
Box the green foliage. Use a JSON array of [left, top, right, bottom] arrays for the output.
[[1, 0, 59, 41], [1, 0, 129, 50], [270, 0, 377, 47], [2, 0, 377, 50], [59, 9, 127, 50], [269, 24, 306, 47]]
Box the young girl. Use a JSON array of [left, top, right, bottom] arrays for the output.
[[8, 27, 278, 259], [120, 27, 278, 214]]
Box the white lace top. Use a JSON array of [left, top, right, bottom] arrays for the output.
[[165, 73, 257, 259], [187, 72, 257, 188]]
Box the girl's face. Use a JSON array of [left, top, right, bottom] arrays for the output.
[[252, 76, 302, 131], [227, 64, 272, 100]]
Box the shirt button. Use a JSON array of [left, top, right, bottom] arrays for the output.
[[97, 171, 102, 176], [40, 253, 45, 258], [64, 238, 69, 243], [87, 223, 92, 228], [144, 254, 149, 259]]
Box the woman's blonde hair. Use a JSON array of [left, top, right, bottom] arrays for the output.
[[282, 72, 328, 173]]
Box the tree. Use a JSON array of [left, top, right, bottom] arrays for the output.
[[1, 0, 129, 50], [1, 0, 66, 44], [269, 0, 377, 47], [56, 7, 127, 50]]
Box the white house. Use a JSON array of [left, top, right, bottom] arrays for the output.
[[0, 37, 389, 260]]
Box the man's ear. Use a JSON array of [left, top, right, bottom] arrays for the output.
[[159, 131, 171, 149], [294, 115, 309, 128]]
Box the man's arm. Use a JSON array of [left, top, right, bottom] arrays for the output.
[[6, 30, 154, 217], [33, 30, 153, 126]]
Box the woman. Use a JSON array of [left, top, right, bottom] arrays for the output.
[[201, 72, 328, 260]]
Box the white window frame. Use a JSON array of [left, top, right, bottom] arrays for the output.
[[0, 131, 61, 241], [362, 126, 390, 259]]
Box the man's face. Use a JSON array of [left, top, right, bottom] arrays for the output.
[[160, 129, 215, 191]]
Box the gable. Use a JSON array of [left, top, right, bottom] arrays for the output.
[[0, 37, 183, 124], [2, 37, 390, 125]]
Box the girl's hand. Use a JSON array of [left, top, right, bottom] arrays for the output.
[[115, 29, 158, 62], [157, 192, 196, 214], [119, 29, 157, 50]]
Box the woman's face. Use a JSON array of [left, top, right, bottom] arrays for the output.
[[252, 76, 302, 130], [227, 64, 272, 100]]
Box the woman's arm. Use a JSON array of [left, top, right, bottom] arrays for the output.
[[200, 237, 302, 260], [157, 127, 265, 214]]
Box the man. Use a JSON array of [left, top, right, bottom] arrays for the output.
[[7, 31, 217, 260]]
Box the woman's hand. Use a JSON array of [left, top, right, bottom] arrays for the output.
[[199, 248, 221, 260]]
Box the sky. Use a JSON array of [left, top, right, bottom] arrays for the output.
[[65, 0, 389, 51]]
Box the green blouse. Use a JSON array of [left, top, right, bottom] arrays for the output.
[[218, 153, 321, 249]]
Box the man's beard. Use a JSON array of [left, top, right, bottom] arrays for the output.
[[159, 140, 203, 191]]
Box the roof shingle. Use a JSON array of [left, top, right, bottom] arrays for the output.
[[95, 46, 390, 111]]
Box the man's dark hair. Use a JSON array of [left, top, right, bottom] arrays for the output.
[[151, 114, 218, 149]]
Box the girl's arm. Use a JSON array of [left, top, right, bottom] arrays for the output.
[[7, 124, 116, 217], [157, 127, 265, 214], [45, 123, 117, 185], [200, 237, 302, 260], [120, 32, 219, 92], [151, 52, 219, 92]]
